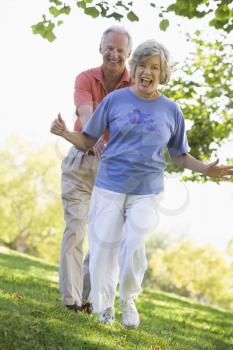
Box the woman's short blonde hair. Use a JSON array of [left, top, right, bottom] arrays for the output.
[[129, 39, 171, 84]]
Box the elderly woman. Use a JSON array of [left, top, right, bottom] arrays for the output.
[[50, 39, 233, 328]]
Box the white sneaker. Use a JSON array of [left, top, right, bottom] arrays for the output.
[[121, 299, 140, 329], [99, 306, 115, 325]]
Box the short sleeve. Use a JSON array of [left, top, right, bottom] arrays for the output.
[[167, 106, 190, 157], [84, 95, 111, 140], [74, 72, 93, 107]]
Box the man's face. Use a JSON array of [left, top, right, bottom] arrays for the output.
[[100, 32, 130, 74]]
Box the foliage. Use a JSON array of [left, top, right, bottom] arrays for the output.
[[32, 0, 233, 42], [1, 246, 233, 350], [0, 137, 63, 262], [163, 31, 233, 182], [148, 240, 233, 310]]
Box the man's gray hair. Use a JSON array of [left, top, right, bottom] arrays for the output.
[[129, 39, 171, 84], [100, 25, 132, 55]]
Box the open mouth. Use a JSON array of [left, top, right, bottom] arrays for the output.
[[140, 77, 152, 87]]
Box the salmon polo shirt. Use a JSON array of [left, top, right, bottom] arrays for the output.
[[73, 65, 131, 142]]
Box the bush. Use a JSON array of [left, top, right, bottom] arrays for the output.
[[147, 240, 233, 310]]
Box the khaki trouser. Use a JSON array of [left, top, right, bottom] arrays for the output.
[[60, 146, 99, 306]]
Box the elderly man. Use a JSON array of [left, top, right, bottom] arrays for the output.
[[59, 26, 132, 312]]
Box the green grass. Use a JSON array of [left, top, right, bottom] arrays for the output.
[[0, 246, 233, 350]]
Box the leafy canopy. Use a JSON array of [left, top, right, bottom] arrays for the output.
[[32, 0, 233, 42], [0, 138, 63, 262], [163, 31, 233, 182], [148, 240, 233, 311]]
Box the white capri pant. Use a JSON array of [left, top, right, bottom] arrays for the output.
[[88, 185, 161, 313]]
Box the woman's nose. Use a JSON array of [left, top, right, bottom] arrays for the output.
[[143, 66, 151, 73]]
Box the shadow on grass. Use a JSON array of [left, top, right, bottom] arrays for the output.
[[0, 252, 58, 273], [1, 249, 233, 350], [137, 289, 233, 350]]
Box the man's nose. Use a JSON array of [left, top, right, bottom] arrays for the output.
[[111, 49, 118, 58]]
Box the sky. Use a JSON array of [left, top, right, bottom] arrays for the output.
[[1, 0, 233, 251]]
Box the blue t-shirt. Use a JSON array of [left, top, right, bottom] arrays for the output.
[[84, 87, 189, 195]]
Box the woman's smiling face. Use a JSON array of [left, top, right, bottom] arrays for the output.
[[134, 55, 161, 99]]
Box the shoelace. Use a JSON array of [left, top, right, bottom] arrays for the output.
[[102, 308, 114, 321], [123, 300, 136, 312]]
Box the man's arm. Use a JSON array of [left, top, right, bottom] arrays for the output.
[[172, 153, 233, 179], [50, 113, 96, 151], [77, 104, 106, 160], [77, 104, 93, 128]]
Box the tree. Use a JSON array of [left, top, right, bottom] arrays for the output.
[[148, 241, 233, 310], [0, 137, 64, 262], [163, 31, 233, 182], [32, 0, 233, 42]]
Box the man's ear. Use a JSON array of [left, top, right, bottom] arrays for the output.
[[127, 50, 131, 58]]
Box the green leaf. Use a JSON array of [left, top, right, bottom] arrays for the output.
[[209, 18, 226, 30], [49, 6, 61, 17], [49, 0, 62, 5], [84, 7, 99, 18], [100, 8, 107, 17], [127, 11, 139, 22], [167, 4, 176, 12], [77, 1, 87, 9], [57, 20, 63, 26], [106, 12, 123, 21], [62, 6, 71, 15], [46, 31, 56, 42], [215, 5, 230, 21], [31, 22, 45, 35], [159, 18, 169, 31], [115, 1, 129, 10], [49, 5, 70, 17], [31, 21, 56, 42]]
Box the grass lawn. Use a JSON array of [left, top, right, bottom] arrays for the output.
[[0, 246, 233, 350]]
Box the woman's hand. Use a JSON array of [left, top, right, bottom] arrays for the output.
[[93, 138, 106, 160], [204, 159, 233, 179]]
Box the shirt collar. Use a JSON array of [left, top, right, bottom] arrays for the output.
[[90, 65, 131, 84]]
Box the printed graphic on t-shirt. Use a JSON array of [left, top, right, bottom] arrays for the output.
[[127, 109, 157, 131]]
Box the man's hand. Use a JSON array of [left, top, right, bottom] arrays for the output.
[[50, 113, 67, 136], [204, 159, 233, 179], [93, 138, 106, 160]]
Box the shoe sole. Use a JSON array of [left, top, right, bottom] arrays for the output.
[[122, 322, 140, 329], [100, 320, 115, 325]]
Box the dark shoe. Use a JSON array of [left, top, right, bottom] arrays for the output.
[[81, 302, 93, 314], [65, 304, 82, 312]]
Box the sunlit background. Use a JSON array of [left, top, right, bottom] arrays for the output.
[[1, 0, 233, 257]]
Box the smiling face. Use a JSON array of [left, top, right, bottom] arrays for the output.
[[100, 31, 130, 76], [133, 55, 161, 99]]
